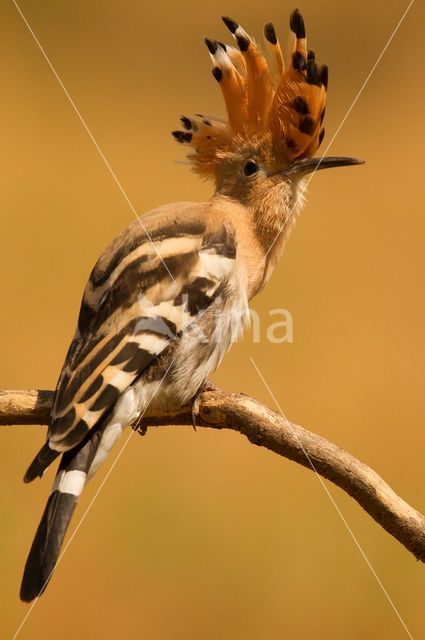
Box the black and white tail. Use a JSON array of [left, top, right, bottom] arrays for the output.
[[20, 427, 103, 602]]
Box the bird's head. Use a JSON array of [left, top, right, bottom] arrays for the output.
[[173, 10, 363, 228]]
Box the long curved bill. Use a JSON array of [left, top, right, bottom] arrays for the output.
[[281, 156, 365, 178]]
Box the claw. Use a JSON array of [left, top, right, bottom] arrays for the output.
[[191, 393, 201, 431], [131, 414, 148, 436]]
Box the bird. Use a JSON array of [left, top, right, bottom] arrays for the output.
[[20, 8, 363, 602]]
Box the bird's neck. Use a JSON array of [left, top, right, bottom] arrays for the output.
[[250, 203, 294, 294], [209, 180, 306, 298], [249, 183, 305, 293]]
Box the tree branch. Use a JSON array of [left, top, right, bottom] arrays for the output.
[[1, 386, 424, 563]]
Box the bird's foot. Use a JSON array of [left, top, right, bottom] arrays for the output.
[[132, 413, 148, 436], [191, 386, 206, 431], [191, 380, 218, 430]]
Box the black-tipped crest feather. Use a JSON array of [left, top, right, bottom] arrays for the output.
[[222, 16, 238, 34], [264, 22, 278, 45], [290, 9, 305, 38]]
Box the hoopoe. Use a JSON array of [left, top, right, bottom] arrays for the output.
[[20, 9, 362, 602]]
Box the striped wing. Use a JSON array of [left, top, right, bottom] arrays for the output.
[[48, 213, 236, 451]]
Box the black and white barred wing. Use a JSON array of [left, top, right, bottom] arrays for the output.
[[46, 220, 236, 454]]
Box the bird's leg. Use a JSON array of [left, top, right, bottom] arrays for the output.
[[191, 390, 202, 431], [191, 380, 218, 430]]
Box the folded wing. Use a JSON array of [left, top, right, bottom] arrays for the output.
[[26, 212, 236, 482]]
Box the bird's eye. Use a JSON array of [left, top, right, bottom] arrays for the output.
[[243, 160, 259, 176]]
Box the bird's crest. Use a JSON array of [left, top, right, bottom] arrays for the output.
[[172, 9, 328, 179]]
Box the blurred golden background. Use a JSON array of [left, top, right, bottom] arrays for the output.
[[1, 0, 424, 638]]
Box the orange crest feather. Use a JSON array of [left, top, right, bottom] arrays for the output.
[[172, 9, 327, 178]]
